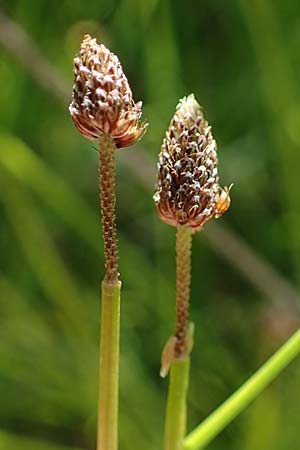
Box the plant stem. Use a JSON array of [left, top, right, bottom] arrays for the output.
[[98, 134, 119, 284], [165, 356, 191, 450], [164, 226, 193, 450], [97, 134, 121, 450], [184, 330, 300, 450], [175, 225, 192, 357], [97, 280, 121, 450]]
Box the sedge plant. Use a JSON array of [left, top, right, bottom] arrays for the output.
[[69, 35, 147, 450]]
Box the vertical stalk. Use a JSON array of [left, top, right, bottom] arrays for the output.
[[175, 225, 192, 357], [98, 134, 119, 285], [97, 134, 121, 450], [98, 280, 121, 450], [164, 225, 193, 450], [165, 356, 191, 450]]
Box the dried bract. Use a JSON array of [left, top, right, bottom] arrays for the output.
[[154, 94, 231, 231], [69, 34, 147, 147]]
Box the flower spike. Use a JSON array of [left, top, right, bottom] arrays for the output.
[[154, 94, 231, 231], [69, 34, 147, 148]]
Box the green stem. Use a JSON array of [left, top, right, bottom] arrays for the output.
[[97, 280, 121, 450], [184, 330, 300, 450], [165, 356, 191, 450]]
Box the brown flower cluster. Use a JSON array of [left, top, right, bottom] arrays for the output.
[[69, 35, 147, 148], [154, 95, 231, 231]]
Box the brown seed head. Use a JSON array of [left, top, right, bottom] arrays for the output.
[[154, 94, 231, 231], [69, 34, 147, 148]]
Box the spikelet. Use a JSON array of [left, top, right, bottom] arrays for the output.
[[69, 35, 147, 148], [154, 94, 231, 231]]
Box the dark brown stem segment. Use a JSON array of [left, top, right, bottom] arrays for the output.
[[175, 225, 192, 357], [98, 134, 119, 283]]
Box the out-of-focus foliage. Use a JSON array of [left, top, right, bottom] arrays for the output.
[[0, 1, 300, 449]]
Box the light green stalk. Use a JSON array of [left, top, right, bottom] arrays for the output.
[[184, 330, 300, 450], [165, 357, 191, 450], [97, 280, 121, 450]]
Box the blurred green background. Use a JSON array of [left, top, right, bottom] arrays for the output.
[[0, 1, 300, 449]]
